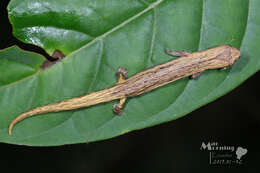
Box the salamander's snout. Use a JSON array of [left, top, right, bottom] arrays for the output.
[[230, 46, 241, 65]]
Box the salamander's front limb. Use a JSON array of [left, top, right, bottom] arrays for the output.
[[113, 67, 128, 115], [165, 48, 191, 57]]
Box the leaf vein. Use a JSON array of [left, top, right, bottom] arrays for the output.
[[87, 40, 104, 92], [147, 8, 157, 66], [67, 0, 164, 59]]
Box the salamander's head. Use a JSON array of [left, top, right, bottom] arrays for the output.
[[215, 45, 241, 67]]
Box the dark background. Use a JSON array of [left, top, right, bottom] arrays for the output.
[[0, 0, 259, 172]]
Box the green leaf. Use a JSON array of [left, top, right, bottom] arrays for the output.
[[0, 46, 44, 86], [1, 0, 259, 146]]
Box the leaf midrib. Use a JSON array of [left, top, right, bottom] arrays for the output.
[[66, 0, 163, 60]]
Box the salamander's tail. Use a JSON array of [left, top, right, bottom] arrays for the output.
[[8, 85, 124, 136], [8, 67, 130, 136], [9, 112, 29, 136], [8, 105, 55, 136]]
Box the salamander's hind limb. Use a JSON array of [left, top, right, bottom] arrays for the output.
[[113, 98, 126, 115], [116, 67, 128, 83], [113, 67, 128, 115], [165, 48, 191, 57]]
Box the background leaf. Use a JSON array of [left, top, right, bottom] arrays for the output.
[[0, 0, 259, 146]]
